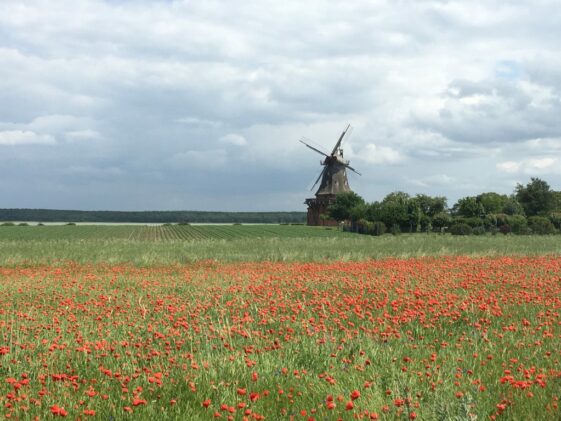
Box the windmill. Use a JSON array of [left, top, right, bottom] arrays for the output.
[[300, 124, 361, 225]]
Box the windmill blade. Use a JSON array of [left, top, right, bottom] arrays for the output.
[[299, 139, 329, 157], [331, 124, 351, 155], [311, 166, 327, 190], [344, 163, 362, 176]]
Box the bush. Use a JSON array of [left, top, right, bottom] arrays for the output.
[[18, 222, 29, 226], [432, 212, 452, 230], [548, 212, 561, 230], [528, 216, 557, 235], [1, 222, 15, 226], [450, 223, 473, 236], [494, 213, 509, 227], [66, 222, 76, 226], [390, 224, 401, 235], [371, 221, 387, 236], [462, 217, 485, 228], [506, 215, 527, 234], [472, 226, 486, 236], [499, 224, 512, 235]]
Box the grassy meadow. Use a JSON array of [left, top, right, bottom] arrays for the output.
[[1, 224, 561, 419], [0, 224, 560, 265]]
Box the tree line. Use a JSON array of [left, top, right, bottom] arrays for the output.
[[0, 209, 307, 224], [328, 177, 561, 235]]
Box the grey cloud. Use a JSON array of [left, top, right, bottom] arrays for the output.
[[1, 0, 561, 210]]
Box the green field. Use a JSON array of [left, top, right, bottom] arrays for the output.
[[0, 224, 560, 265]]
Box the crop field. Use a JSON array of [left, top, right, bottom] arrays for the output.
[[0, 224, 349, 242], [1, 225, 561, 265], [1, 257, 561, 419]]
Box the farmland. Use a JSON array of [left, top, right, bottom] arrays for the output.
[[1, 225, 561, 420], [0, 224, 560, 265]]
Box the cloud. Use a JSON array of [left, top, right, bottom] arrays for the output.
[[496, 161, 521, 173], [1, 0, 561, 210], [64, 129, 101, 142], [349, 143, 404, 165], [170, 149, 228, 169], [219, 133, 247, 146], [497, 157, 558, 174], [0, 130, 55, 146]]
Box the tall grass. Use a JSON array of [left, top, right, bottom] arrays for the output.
[[0, 233, 559, 266]]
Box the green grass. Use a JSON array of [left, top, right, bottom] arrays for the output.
[[0, 225, 560, 265]]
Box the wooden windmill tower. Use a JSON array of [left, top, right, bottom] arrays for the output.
[[300, 124, 361, 225]]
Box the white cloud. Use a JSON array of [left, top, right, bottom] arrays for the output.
[[219, 133, 247, 146], [64, 129, 101, 142], [351, 143, 404, 165], [497, 157, 557, 174], [0, 130, 55, 146], [496, 161, 521, 173], [170, 149, 227, 169], [1, 0, 561, 210]]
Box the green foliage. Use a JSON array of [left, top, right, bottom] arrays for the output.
[[380, 192, 410, 232], [1, 222, 15, 226], [507, 215, 528, 234], [453, 217, 484, 228], [327, 191, 365, 222], [477, 192, 509, 214], [548, 212, 561, 230], [472, 226, 486, 236], [453, 196, 485, 218], [499, 224, 512, 235], [502, 196, 525, 215], [432, 212, 452, 230], [449, 223, 471, 236], [515, 177, 555, 216], [450, 223, 473, 236], [528, 216, 557, 235], [494, 213, 509, 226], [370, 221, 387, 236]]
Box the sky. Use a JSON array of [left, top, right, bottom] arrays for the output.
[[1, 0, 560, 211]]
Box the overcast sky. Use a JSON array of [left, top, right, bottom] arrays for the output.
[[1, 0, 560, 211]]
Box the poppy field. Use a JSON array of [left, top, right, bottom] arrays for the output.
[[1, 256, 561, 419]]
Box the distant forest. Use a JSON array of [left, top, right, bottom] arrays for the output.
[[0, 209, 307, 224]]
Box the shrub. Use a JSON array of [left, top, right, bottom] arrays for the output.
[[462, 217, 485, 228], [390, 224, 401, 235], [528, 216, 557, 235], [450, 223, 473, 236], [472, 226, 486, 236], [506, 215, 527, 234], [495, 213, 509, 227], [499, 224, 512, 235], [548, 212, 561, 230], [431, 212, 452, 230], [483, 214, 497, 230], [1, 222, 15, 226], [371, 221, 386, 236], [18, 222, 29, 226], [66, 222, 76, 226]]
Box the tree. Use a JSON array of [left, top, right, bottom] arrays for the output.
[[476, 192, 508, 214], [515, 178, 555, 216], [502, 196, 525, 216], [453, 196, 485, 218], [328, 192, 365, 222], [379, 192, 410, 232]]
